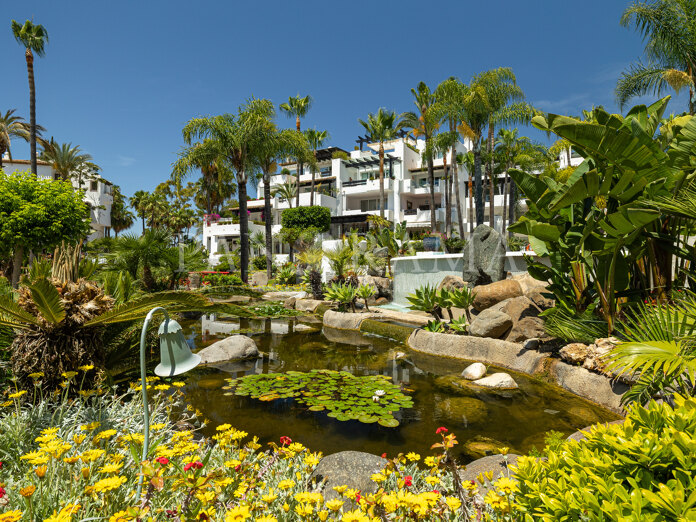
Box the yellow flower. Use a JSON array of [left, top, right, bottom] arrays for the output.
[[89, 475, 127, 493], [445, 496, 462, 511], [277, 479, 295, 490], [62, 371, 78, 379], [294, 492, 323, 505], [8, 391, 27, 399], [108, 510, 135, 522], [154, 384, 171, 391], [0, 510, 23, 522], [494, 476, 518, 495], [343, 488, 359, 500], [287, 442, 305, 452], [72, 434, 87, 445], [282, 503, 290, 513], [216, 423, 232, 432], [150, 423, 166, 431], [44, 503, 81, 522], [172, 382, 186, 388], [99, 462, 123, 474], [425, 475, 440, 486], [78, 365, 94, 371], [80, 422, 101, 432], [20, 450, 49, 465], [424, 456, 437, 467], [261, 490, 278, 503], [333, 485, 347, 494], [499, 446, 510, 456], [295, 504, 313, 517], [80, 449, 106, 463], [93, 429, 118, 442], [34, 465, 48, 478], [303, 453, 320, 467], [224, 459, 241, 469], [63, 456, 80, 464], [1, 401, 13, 407], [341, 509, 370, 522], [28, 372, 44, 379], [225, 505, 251, 521], [317, 513, 329, 522], [406, 452, 420, 462], [325, 499, 344, 512], [256, 516, 277, 522], [371, 472, 386, 483], [20, 485, 36, 497]]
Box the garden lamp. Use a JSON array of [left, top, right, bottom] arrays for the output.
[[136, 307, 201, 497]]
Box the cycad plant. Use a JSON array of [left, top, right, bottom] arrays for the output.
[[297, 247, 324, 299], [406, 285, 442, 320], [356, 285, 376, 312], [324, 282, 359, 313]]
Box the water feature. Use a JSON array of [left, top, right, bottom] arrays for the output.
[[179, 313, 618, 462]]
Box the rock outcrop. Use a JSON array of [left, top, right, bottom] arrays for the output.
[[468, 309, 513, 338], [197, 335, 259, 364], [311, 451, 387, 501], [462, 224, 506, 285], [472, 280, 524, 311]]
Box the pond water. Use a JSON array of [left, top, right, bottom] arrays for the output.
[[180, 314, 619, 462]]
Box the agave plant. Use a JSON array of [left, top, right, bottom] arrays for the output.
[[448, 316, 469, 334], [0, 277, 214, 390], [406, 285, 442, 320], [324, 282, 359, 313], [356, 284, 376, 312], [274, 265, 296, 286], [448, 286, 476, 322], [423, 319, 446, 333]]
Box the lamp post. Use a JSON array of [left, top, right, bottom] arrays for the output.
[[136, 307, 201, 498]]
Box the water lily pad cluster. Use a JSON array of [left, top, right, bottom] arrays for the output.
[[223, 370, 413, 427]]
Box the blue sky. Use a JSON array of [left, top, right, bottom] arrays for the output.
[[4, 0, 690, 204]]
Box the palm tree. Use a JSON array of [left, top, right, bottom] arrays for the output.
[[109, 229, 171, 290], [0, 109, 38, 169], [110, 185, 135, 237], [401, 82, 442, 232], [40, 140, 95, 185], [460, 81, 490, 226], [304, 128, 329, 206], [273, 182, 298, 208], [461, 151, 476, 232], [434, 78, 471, 237], [176, 98, 276, 283], [11, 20, 48, 176], [358, 109, 400, 221], [130, 190, 150, 233], [616, 0, 696, 114], [279, 94, 313, 207]]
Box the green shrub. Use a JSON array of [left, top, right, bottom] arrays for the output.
[[510, 396, 696, 521], [252, 255, 269, 271], [281, 206, 331, 233], [274, 265, 296, 286], [325, 282, 358, 312], [201, 273, 244, 286]]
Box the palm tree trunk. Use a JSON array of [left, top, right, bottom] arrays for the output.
[[296, 162, 302, 208], [238, 174, 250, 283], [452, 146, 464, 238], [26, 48, 37, 176], [143, 263, 154, 290], [263, 170, 273, 280], [566, 147, 571, 168], [310, 164, 315, 206], [473, 139, 484, 226], [443, 155, 451, 236], [508, 180, 516, 238], [487, 123, 495, 229], [11, 246, 23, 288], [0, 145, 5, 169], [427, 155, 436, 233], [379, 143, 385, 219], [501, 171, 509, 235]]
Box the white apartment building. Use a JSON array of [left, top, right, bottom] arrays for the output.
[[1, 157, 113, 241], [203, 136, 516, 264]]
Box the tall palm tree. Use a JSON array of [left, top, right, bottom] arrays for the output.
[[460, 81, 490, 226], [358, 109, 400, 220], [110, 185, 135, 237], [304, 128, 329, 206], [176, 98, 275, 283], [434, 77, 472, 237], [401, 82, 442, 232], [11, 20, 48, 176], [0, 109, 38, 169], [616, 0, 696, 114], [273, 182, 298, 207], [279, 94, 313, 207], [40, 140, 95, 185], [130, 190, 150, 233], [461, 151, 476, 233]]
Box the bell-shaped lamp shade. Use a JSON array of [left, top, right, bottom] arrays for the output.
[[154, 319, 201, 377]]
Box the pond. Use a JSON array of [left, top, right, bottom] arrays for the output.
[[180, 314, 619, 462]]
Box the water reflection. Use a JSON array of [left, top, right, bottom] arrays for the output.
[[181, 315, 619, 461]]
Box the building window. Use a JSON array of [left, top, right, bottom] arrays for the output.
[[90, 181, 98, 191], [360, 198, 387, 212]]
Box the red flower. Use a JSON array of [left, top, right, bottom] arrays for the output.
[[381, 453, 387, 459], [436, 426, 448, 434], [155, 457, 169, 466], [184, 461, 203, 471], [404, 476, 413, 487], [0, 487, 5, 499], [355, 493, 361, 503], [280, 436, 292, 446]]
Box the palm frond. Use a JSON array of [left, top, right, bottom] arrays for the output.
[[28, 279, 66, 325], [0, 296, 39, 330], [615, 62, 673, 109]]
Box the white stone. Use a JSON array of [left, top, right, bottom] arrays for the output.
[[461, 362, 487, 380], [472, 372, 518, 389], [197, 335, 259, 364]]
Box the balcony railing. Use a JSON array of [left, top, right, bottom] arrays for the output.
[[343, 179, 367, 187]]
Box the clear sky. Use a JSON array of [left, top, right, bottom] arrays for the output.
[[4, 0, 690, 204]]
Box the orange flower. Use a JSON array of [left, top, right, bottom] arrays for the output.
[[19, 485, 36, 497], [34, 466, 47, 479]]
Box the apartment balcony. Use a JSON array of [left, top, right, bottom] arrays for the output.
[[342, 208, 394, 221], [401, 208, 445, 226], [275, 192, 337, 210], [342, 178, 393, 194], [401, 179, 445, 195]]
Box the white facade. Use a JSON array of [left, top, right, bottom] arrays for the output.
[[1, 157, 114, 241], [203, 136, 520, 265]]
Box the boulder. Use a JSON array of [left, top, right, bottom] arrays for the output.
[[462, 224, 506, 285], [460, 454, 520, 486], [197, 335, 259, 364], [310, 451, 387, 501], [437, 275, 467, 292], [294, 324, 317, 333], [527, 287, 555, 310], [439, 397, 488, 425], [250, 271, 269, 287], [472, 372, 518, 389], [461, 362, 487, 380], [512, 272, 548, 295], [295, 299, 326, 313], [375, 297, 389, 305], [462, 436, 509, 460], [284, 297, 296, 309], [506, 316, 547, 343], [360, 275, 393, 300], [559, 343, 591, 365], [468, 309, 513, 338], [472, 280, 523, 311], [188, 272, 201, 289], [490, 296, 539, 323]]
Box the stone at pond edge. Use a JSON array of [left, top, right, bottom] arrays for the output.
[[461, 362, 487, 380], [468, 309, 513, 338], [250, 271, 269, 287], [197, 335, 259, 364], [506, 316, 547, 343], [566, 419, 624, 442], [472, 279, 524, 311], [559, 343, 591, 365], [460, 454, 521, 487], [311, 451, 387, 501], [462, 436, 509, 460], [462, 224, 506, 285], [284, 297, 296, 309], [472, 372, 518, 389], [438, 275, 467, 292], [438, 397, 489, 425], [295, 299, 328, 313], [293, 324, 317, 333]]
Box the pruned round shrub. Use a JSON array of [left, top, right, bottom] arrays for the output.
[[281, 206, 331, 233]]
